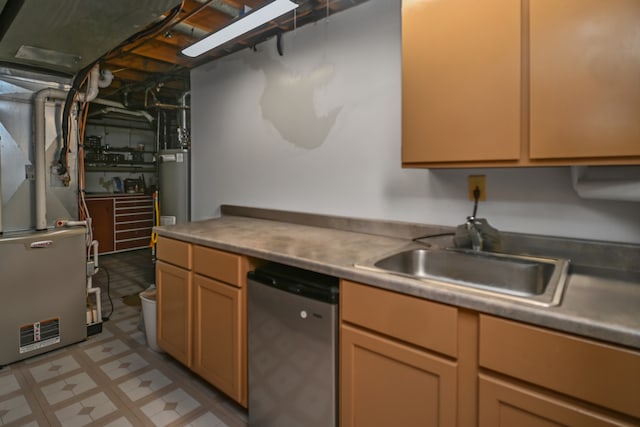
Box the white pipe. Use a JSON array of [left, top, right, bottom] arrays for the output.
[[76, 65, 100, 103], [90, 239, 99, 270], [91, 98, 129, 108], [91, 99, 154, 123], [97, 69, 113, 88], [56, 219, 88, 227], [34, 88, 67, 230], [88, 106, 154, 123]]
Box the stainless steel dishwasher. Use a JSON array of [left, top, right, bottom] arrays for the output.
[[247, 263, 339, 427]]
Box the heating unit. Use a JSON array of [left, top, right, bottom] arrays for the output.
[[0, 227, 87, 366]]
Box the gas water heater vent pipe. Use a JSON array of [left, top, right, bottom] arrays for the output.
[[180, 91, 191, 129]]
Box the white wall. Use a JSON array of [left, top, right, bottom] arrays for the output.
[[191, 0, 640, 245]]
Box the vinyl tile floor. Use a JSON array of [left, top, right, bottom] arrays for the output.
[[0, 249, 248, 427]]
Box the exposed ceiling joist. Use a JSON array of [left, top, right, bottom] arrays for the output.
[[0, 0, 371, 107]]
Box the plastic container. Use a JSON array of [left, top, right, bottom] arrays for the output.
[[139, 288, 163, 352]]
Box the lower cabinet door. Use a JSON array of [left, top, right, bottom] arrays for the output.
[[192, 274, 244, 406], [85, 198, 114, 253], [156, 261, 192, 367], [479, 374, 633, 427], [340, 324, 457, 427]]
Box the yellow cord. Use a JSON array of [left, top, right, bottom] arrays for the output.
[[149, 191, 159, 247]]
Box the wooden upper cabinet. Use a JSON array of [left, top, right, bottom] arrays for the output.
[[402, 0, 521, 165], [403, 0, 640, 167], [529, 0, 640, 161]]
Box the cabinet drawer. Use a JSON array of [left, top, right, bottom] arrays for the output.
[[115, 238, 150, 252], [116, 228, 152, 241], [116, 219, 154, 231], [193, 245, 243, 287], [115, 205, 153, 215], [116, 199, 153, 209], [479, 374, 632, 427], [479, 315, 640, 418], [341, 280, 458, 358], [157, 236, 192, 269], [116, 212, 153, 223]]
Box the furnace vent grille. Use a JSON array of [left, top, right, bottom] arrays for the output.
[[19, 318, 61, 354]]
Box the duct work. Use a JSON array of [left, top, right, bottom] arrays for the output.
[[33, 64, 101, 230]]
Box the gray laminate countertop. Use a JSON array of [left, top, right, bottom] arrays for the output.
[[155, 206, 640, 350]]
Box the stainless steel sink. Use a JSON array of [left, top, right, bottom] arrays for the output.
[[359, 248, 569, 306]]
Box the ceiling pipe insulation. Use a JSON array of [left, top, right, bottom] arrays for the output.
[[88, 106, 154, 123], [91, 98, 154, 122]]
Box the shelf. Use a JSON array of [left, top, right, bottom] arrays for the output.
[[85, 147, 155, 154], [86, 160, 155, 166], [85, 165, 156, 173]]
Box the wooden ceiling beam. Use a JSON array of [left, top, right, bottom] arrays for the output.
[[180, 0, 231, 32], [103, 54, 179, 74], [109, 68, 188, 88], [154, 29, 199, 48], [131, 39, 196, 67], [221, 0, 265, 9], [99, 74, 188, 102]]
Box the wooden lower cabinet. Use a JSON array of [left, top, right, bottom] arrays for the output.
[[85, 198, 115, 253], [85, 194, 153, 253], [341, 324, 457, 427], [156, 260, 192, 367], [340, 280, 460, 427], [192, 274, 243, 404], [156, 238, 251, 407], [479, 315, 640, 421], [479, 374, 631, 427]]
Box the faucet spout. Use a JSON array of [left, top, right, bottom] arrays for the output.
[[466, 216, 484, 251]]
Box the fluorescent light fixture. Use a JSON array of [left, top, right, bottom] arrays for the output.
[[182, 0, 299, 58]]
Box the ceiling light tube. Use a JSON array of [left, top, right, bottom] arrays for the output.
[[182, 0, 299, 58]]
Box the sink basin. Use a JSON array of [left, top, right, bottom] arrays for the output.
[[365, 248, 569, 306]]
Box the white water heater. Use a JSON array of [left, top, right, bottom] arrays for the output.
[[158, 148, 190, 225]]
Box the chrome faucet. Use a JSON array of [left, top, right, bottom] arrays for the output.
[[466, 216, 484, 251]]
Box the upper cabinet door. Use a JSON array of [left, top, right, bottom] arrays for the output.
[[402, 0, 521, 164], [529, 0, 640, 160]]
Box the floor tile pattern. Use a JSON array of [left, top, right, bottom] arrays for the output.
[[0, 249, 248, 427]]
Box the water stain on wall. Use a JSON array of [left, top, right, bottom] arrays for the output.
[[255, 57, 342, 149]]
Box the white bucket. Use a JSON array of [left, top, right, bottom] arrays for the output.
[[139, 288, 163, 353]]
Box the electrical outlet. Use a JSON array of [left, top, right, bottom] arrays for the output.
[[468, 175, 486, 201]]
